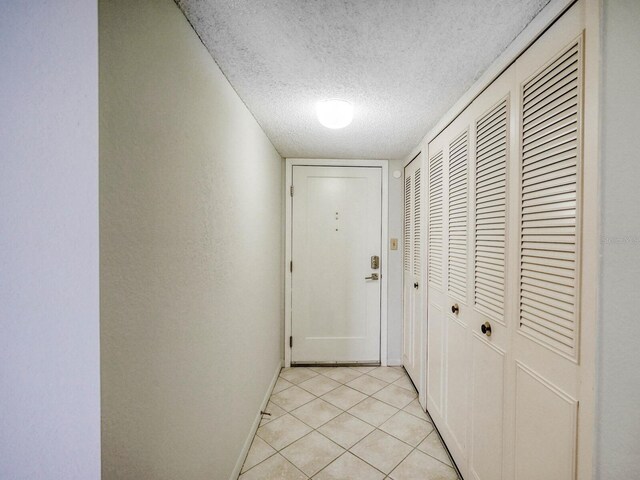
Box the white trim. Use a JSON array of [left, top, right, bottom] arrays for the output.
[[229, 362, 282, 480], [284, 158, 389, 368], [400, 0, 577, 413]]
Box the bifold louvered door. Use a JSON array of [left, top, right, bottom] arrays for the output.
[[425, 2, 590, 479], [510, 10, 585, 480], [403, 155, 422, 386], [426, 71, 513, 480]]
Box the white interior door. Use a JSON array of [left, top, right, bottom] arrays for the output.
[[291, 166, 382, 364], [403, 156, 422, 386]]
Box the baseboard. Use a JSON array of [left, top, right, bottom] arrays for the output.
[[387, 358, 403, 366], [229, 362, 282, 480]]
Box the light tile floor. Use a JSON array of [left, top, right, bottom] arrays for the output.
[[239, 366, 460, 479]]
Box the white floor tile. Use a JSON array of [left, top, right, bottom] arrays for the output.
[[393, 374, 416, 392], [241, 436, 276, 473], [347, 366, 378, 373], [350, 429, 413, 474], [270, 385, 316, 411], [372, 384, 417, 409], [273, 376, 295, 394], [291, 398, 342, 429], [314, 452, 385, 480], [417, 431, 452, 466], [239, 453, 306, 480], [367, 366, 404, 383], [321, 367, 363, 384], [260, 401, 286, 426], [280, 367, 319, 384], [379, 410, 434, 446], [281, 431, 344, 477], [317, 412, 375, 449], [389, 449, 459, 480], [347, 396, 398, 427], [298, 374, 341, 397], [402, 399, 429, 421], [346, 374, 389, 395], [257, 414, 313, 451], [321, 385, 368, 410]]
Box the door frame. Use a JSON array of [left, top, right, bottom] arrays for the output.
[[284, 158, 389, 368]]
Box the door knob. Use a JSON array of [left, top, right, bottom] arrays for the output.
[[414, 282, 419, 289], [481, 322, 492, 337], [451, 304, 459, 315], [365, 273, 379, 280]]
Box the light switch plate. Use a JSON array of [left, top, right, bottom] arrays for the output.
[[390, 238, 398, 250]]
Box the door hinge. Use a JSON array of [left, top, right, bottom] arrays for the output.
[[290, 261, 293, 273], [290, 185, 294, 197], [289, 336, 293, 348]]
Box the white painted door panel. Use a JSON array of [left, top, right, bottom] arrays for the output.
[[510, 5, 585, 478], [403, 156, 422, 386], [469, 336, 505, 480], [291, 166, 382, 363]]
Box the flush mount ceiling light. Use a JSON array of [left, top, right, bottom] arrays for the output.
[[316, 99, 354, 129]]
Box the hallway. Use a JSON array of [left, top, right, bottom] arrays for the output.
[[3, 0, 640, 479], [240, 367, 458, 479]]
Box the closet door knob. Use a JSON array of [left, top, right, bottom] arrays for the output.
[[481, 322, 492, 337], [414, 282, 419, 289], [451, 304, 459, 315]]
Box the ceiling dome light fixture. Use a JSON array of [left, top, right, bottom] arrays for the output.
[[316, 99, 354, 129]]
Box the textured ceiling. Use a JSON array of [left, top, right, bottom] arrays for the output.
[[177, 0, 550, 159]]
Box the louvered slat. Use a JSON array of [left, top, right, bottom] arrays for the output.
[[519, 40, 581, 357], [413, 169, 421, 276], [448, 131, 468, 301], [474, 100, 508, 321], [404, 175, 412, 272], [428, 151, 443, 287]]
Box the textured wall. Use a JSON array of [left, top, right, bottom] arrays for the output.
[[0, 1, 100, 478], [99, 0, 283, 478], [596, 0, 640, 477]]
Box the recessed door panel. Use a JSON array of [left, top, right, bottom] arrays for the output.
[[445, 315, 469, 453], [427, 303, 444, 414], [470, 336, 505, 480], [514, 364, 577, 480]]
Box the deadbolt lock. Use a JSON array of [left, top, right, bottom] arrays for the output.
[[371, 255, 380, 269]]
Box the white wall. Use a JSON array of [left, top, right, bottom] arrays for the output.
[[387, 159, 405, 364], [99, 0, 283, 479], [0, 2, 101, 479], [596, 0, 640, 477]]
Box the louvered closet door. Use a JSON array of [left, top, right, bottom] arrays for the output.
[[426, 146, 446, 421], [427, 108, 472, 475], [403, 155, 422, 385], [426, 109, 474, 479], [510, 4, 584, 479], [424, 3, 591, 480], [443, 128, 471, 464], [427, 64, 515, 480], [467, 71, 514, 480]]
